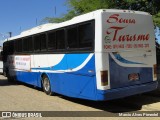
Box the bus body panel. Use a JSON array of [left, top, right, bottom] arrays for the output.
[[109, 54, 153, 88], [96, 81, 157, 100], [8, 53, 98, 100], [95, 10, 157, 91]]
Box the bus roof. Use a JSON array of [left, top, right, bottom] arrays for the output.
[[4, 9, 150, 42]]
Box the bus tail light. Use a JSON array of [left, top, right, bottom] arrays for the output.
[[153, 64, 157, 79], [100, 71, 108, 86]]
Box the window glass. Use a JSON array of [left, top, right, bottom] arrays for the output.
[[56, 30, 65, 49], [78, 23, 93, 48], [3, 42, 8, 62], [28, 37, 33, 51], [34, 36, 41, 51], [67, 27, 78, 49], [23, 37, 33, 52], [48, 32, 56, 50], [23, 38, 29, 52], [40, 34, 47, 50], [15, 39, 22, 52], [8, 40, 14, 54]]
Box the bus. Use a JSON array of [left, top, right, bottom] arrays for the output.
[[3, 9, 158, 101]]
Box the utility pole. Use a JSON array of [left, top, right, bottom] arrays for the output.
[[54, 6, 56, 17], [8, 32, 12, 38], [36, 18, 38, 25]]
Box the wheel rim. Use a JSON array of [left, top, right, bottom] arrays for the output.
[[43, 78, 50, 92]]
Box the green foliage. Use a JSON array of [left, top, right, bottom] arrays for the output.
[[68, 0, 114, 14], [43, 10, 76, 23], [44, 0, 115, 23], [43, 0, 160, 26], [153, 12, 160, 27], [121, 0, 160, 26]]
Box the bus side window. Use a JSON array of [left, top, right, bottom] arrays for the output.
[[56, 29, 65, 50], [23, 38, 29, 52], [34, 35, 41, 52], [40, 34, 47, 51], [3, 42, 7, 62], [0, 51, 3, 61], [15, 39, 22, 53], [48, 31, 56, 50], [23, 37, 33, 52], [78, 23, 93, 48], [28, 37, 33, 52], [8, 40, 14, 54], [67, 26, 78, 49]]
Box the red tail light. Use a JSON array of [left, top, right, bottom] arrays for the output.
[[100, 71, 108, 86], [153, 64, 157, 79]]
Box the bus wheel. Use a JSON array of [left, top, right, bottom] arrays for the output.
[[3, 71, 7, 77], [8, 77, 14, 82], [42, 75, 52, 96], [7, 72, 14, 82]]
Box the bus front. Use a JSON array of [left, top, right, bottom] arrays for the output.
[[95, 10, 158, 100]]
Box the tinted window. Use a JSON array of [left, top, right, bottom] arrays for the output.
[[15, 39, 22, 52], [28, 37, 33, 51], [67, 27, 78, 49], [3, 42, 8, 62], [48, 32, 56, 50], [78, 23, 93, 48], [40, 34, 47, 50], [23, 37, 32, 52], [8, 40, 14, 54], [56, 30, 65, 49], [34, 35, 41, 51]]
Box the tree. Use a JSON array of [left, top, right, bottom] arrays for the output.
[[119, 0, 160, 26], [153, 12, 160, 27], [44, 0, 115, 23], [44, 0, 160, 26]]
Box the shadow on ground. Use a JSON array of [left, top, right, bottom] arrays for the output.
[[1, 77, 160, 113], [0, 79, 17, 86]]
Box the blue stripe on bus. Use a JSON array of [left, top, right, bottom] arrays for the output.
[[112, 53, 144, 64], [32, 54, 90, 71]]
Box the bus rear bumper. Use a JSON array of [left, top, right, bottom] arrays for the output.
[[96, 81, 158, 101]]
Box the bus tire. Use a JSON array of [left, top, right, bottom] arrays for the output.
[[3, 71, 7, 77], [42, 75, 52, 96], [7, 76, 14, 82], [6, 70, 14, 82]]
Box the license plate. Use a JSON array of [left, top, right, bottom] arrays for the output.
[[128, 73, 139, 81]]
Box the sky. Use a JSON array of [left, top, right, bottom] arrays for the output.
[[0, 0, 68, 46], [155, 27, 160, 44]]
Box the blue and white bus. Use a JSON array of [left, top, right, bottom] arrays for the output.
[[3, 9, 157, 101]]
